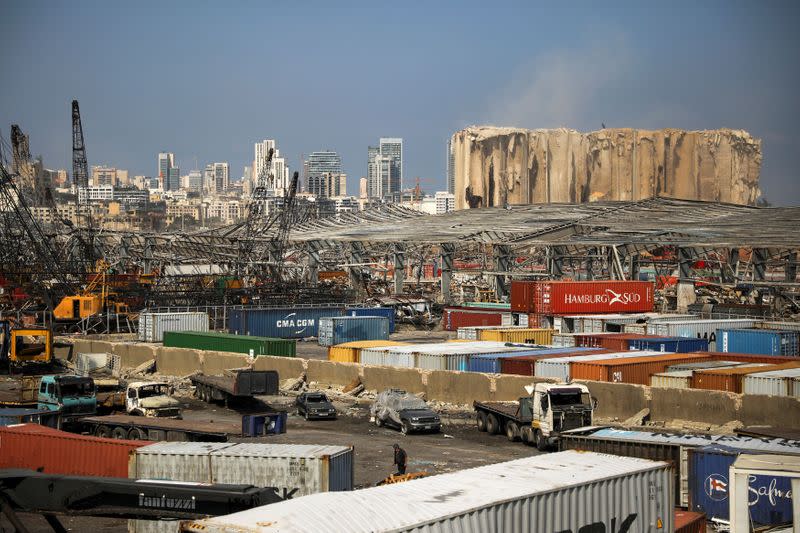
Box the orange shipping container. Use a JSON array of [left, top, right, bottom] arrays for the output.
[[0, 424, 150, 477], [570, 353, 712, 384], [574, 333, 664, 351], [692, 361, 800, 393], [499, 350, 613, 376]]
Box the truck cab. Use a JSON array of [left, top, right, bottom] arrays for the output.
[[126, 382, 181, 418], [526, 382, 595, 449], [37, 375, 97, 422]]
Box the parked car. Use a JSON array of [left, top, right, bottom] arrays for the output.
[[295, 392, 337, 420], [370, 389, 441, 435]]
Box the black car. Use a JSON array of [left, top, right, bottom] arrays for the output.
[[295, 392, 337, 420], [370, 389, 441, 434]]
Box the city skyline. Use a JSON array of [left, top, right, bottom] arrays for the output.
[[1, 2, 798, 204]]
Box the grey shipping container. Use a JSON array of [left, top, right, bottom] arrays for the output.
[[181, 450, 673, 533], [129, 442, 353, 495], [228, 306, 344, 338], [138, 311, 209, 342], [646, 318, 756, 350], [742, 367, 800, 396], [318, 316, 389, 347]]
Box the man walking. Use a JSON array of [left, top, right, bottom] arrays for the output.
[[392, 443, 407, 475]]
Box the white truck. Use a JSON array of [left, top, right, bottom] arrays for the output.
[[474, 382, 596, 451], [126, 381, 182, 418]]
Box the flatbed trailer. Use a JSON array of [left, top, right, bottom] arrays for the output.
[[190, 369, 279, 406], [473, 400, 531, 439], [0, 376, 39, 407], [76, 414, 238, 442]]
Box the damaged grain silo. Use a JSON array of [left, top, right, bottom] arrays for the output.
[[450, 126, 762, 209]]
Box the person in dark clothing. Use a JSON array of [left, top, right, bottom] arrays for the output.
[[392, 443, 407, 475]]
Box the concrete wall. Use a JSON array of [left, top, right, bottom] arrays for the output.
[[53, 337, 800, 429]]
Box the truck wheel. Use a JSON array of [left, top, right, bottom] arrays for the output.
[[486, 414, 500, 435], [95, 425, 111, 438], [111, 427, 127, 440], [476, 412, 487, 432], [521, 426, 534, 446], [401, 421, 410, 435], [535, 430, 548, 452], [375, 416, 384, 428], [506, 422, 519, 442], [127, 428, 147, 440]]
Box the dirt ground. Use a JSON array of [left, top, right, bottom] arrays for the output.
[[5, 384, 539, 532]]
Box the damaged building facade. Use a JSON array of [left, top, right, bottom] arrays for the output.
[[450, 126, 762, 209]]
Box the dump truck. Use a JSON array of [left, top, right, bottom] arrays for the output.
[[474, 382, 596, 451], [190, 369, 279, 406], [37, 374, 97, 423], [0, 321, 52, 373]]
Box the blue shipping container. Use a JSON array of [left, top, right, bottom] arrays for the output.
[[0, 408, 60, 428], [628, 337, 709, 353], [318, 316, 390, 347], [229, 306, 345, 338], [469, 347, 604, 374], [346, 307, 395, 333], [717, 328, 800, 356], [689, 444, 795, 526]]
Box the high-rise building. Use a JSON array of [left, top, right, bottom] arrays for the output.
[[253, 140, 289, 191], [204, 162, 229, 192], [307, 172, 347, 198], [187, 170, 203, 192], [158, 152, 180, 191], [435, 191, 455, 214], [92, 166, 118, 187], [367, 138, 403, 198], [446, 138, 455, 194], [166, 166, 180, 191], [306, 151, 342, 177], [359, 177, 368, 198]]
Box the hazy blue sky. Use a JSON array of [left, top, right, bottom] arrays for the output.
[[1, 1, 798, 204]]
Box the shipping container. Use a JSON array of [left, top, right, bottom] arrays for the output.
[[742, 366, 800, 396], [690, 351, 800, 365], [499, 348, 608, 376], [0, 423, 149, 477], [442, 307, 511, 331], [515, 312, 549, 329], [717, 328, 800, 356], [327, 341, 408, 363], [345, 307, 395, 333], [478, 328, 554, 344], [650, 370, 695, 389], [511, 280, 654, 314], [228, 306, 345, 338], [674, 509, 706, 533], [463, 301, 511, 309], [692, 362, 800, 393], [666, 360, 748, 372], [646, 319, 757, 350], [138, 311, 209, 342], [0, 408, 60, 427], [574, 332, 659, 351], [129, 442, 353, 495], [456, 325, 523, 340], [181, 450, 674, 533], [688, 444, 796, 527], [628, 336, 710, 353], [624, 323, 648, 335], [757, 320, 800, 332], [570, 353, 712, 384], [559, 427, 800, 507], [535, 350, 666, 382], [552, 333, 577, 347], [317, 316, 389, 347], [163, 331, 296, 357]]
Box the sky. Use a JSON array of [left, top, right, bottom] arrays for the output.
[[1, 1, 798, 204]]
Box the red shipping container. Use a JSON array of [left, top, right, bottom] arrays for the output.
[[570, 353, 711, 384], [674, 509, 706, 533], [442, 307, 506, 331], [499, 349, 613, 376], [0, 424, 151, 478], [510, 280, 537, 312], [513, 280, 654, 314], [692, 361, 800, 393]]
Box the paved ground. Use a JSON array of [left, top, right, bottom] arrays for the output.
[[6, 385, 538, 532]]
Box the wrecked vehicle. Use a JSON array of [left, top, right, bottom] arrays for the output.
[[295, 392, 337, 420], [370, 389, 440, 435], [126, 382, 181, 418]]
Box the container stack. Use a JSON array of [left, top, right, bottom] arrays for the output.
[[138, 311, 209, 342], [163, 331, 296, 357], [317, 316, 390, 347]]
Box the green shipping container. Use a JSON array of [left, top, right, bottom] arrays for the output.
[[163, 331, 296, 357]]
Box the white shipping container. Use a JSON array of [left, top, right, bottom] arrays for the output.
[[360, 341, 536, 369], [742, 367, 800, 397], [456, 325, 525, 340], [535, 350, 665, 382], [138, 311, 210, 342], [181, 450, 673, 533], [552, 333, 577, 347], [75, 352, 109, 376], [650, 370, 693, 389], [645, 318, 756, 349]]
